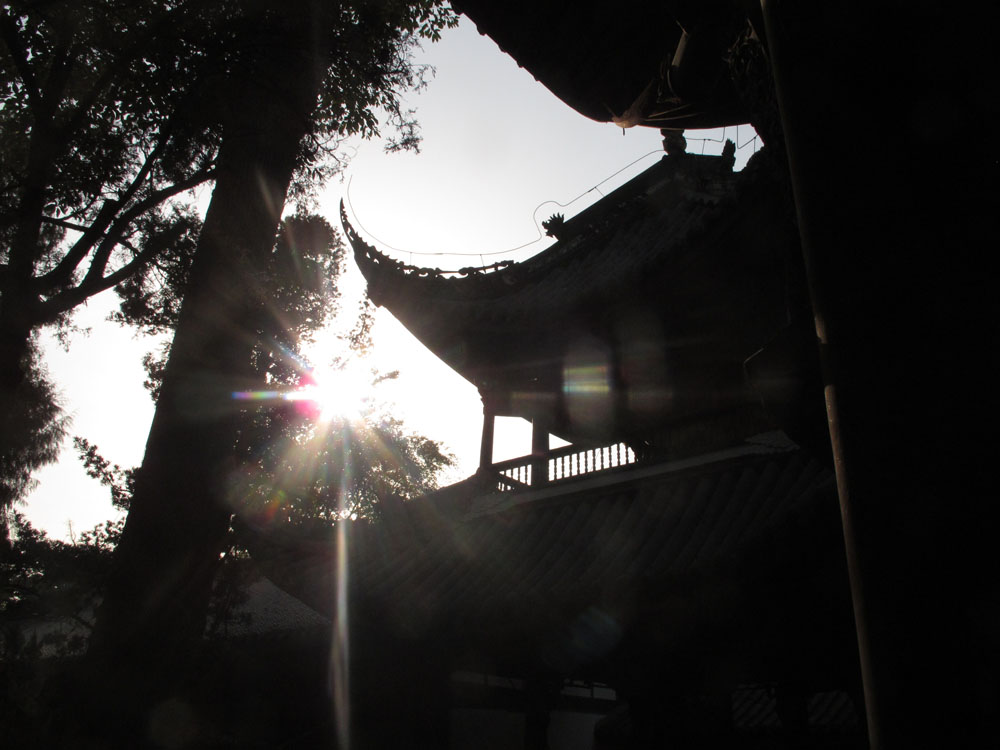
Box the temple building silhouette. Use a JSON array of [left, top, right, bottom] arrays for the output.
[[246, 2, 998, 748]]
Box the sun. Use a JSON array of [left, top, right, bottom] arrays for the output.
[[289, 364, 372, 423]]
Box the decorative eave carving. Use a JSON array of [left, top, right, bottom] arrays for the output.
[[342, 152, 738, 309]]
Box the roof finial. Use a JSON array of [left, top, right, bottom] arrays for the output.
[[661, 128, 687, 155], [542, 213, 567, 240]]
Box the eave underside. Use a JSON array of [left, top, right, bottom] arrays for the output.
[[452, 0, 760, 131]]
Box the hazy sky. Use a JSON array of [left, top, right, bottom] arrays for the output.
[[25, 18, 758, 539]]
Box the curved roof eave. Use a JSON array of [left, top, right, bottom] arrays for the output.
[[341, 152, 743, 399]]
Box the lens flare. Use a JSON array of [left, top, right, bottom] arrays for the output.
[[232, 365, 371, 423], [229, 358, 376, 747], [563, 346, 615, 431], [562, 364, 611, 396], [331, 441, 352, 749]]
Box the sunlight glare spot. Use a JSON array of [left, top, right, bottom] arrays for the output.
[[297, 366, 371, 423], [232, 366, 372, 423]]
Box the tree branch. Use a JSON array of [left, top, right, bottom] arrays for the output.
[[36, 135, 175, 291], [34, 227, 179, 323], [80, 166, 213, 285], [38, 216, 89, 233], [33, 163, 212, 297], [49, 2, 200, 145], [3, 33, 78, 282], [35, 199, 121, 290]]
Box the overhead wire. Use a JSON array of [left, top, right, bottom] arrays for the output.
[[343, 148, 665, 262], [342, 126, 759, 268]]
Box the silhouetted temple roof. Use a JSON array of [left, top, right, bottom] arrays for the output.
[[344, 150, 803, 445], [451, 0, 755, 130], [244, 441, 852, 684]]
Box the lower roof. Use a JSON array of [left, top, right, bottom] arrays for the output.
[[244, 439, 852, 684]]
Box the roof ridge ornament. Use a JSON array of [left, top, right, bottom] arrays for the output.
[[541, 212, 567, 240], [661, 128, 687, 155]]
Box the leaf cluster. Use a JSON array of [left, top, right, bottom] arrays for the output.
[[1, 509, 118, 739], [72, 437, 134, 512], [251, 214, 345, 380]]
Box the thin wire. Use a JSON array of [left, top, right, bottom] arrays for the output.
[[685, 124, 759, 152], [691, 125, 729, 145], [342, 127, 759, 267], [344, 148, 665, 259]]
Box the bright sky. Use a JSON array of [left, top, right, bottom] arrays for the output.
[[24, 18, 758, 540]]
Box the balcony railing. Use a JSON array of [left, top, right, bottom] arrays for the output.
[[492, 442, 637, 492]]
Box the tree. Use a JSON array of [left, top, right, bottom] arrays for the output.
[[117, 208, 453, 521], [4, 211, 451, 734], [0, 0, 448, 562], [11, 209, 451, 744], [0, 1, 226, 514], [80, 2, 457, 740], [0, 0, 226, 382]]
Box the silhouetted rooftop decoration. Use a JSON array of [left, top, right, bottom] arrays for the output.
[[661, 128, 687, 155], [541, 212, 565, 239], [344, 150, 806, 450]]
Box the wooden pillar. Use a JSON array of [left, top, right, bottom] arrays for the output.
[[478, 398, 495, 473], [530, 419, 549, 486], [761, 2, 998, 746]]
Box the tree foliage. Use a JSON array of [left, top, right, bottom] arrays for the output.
[[2, 511, 117, 631], [73, 437, 134, 512], [115, 212, 345, 399], [0, 0, 219, 517], [0, 341, 68, 551], [0, 0, 220, 347], [235, 385, 453, 528]]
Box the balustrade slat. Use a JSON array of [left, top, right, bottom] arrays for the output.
[[490, 439, 638, 493]]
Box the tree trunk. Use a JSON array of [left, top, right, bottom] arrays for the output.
[[82, 7, 326, 743]]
